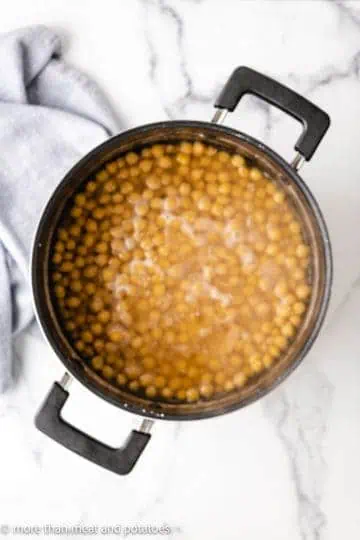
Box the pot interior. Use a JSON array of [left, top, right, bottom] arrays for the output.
[[32, 121, 331, 420]]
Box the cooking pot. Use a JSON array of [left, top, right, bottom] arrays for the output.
[[32, 67, 332, 475]]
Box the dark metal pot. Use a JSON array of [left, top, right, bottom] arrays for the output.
[[32, 67, 332, 475]]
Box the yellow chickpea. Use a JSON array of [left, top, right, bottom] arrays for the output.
[[153, 283, 166, 296], [292, 302, 305, 315], [116, 374, 127, 386], [193, 142, 205, 156], [196, 196, 211, 212], [129, 380, 140, 392], [91, 356, 104, 371], [135, 202, 149, 217], [199, 383, 213, 398], [296, 285, 311, 300], [233, 372, 247, 388], [102, 365, 115, 379], [289, 221, 301, 234], [53, 249, 65, 264], [145, 386, 157, 398], [108, 329, 124, 343], [273, 334, 287, 349], [74, 193, 87, 207], [158, 156, 172, 169], [231, 155, 245, 167], [151, 144, 164, 158], [125, 152, 139, 165], [296, 244, 310, 258], [179, 142, 192, 154], [162, 387, 174, 399], [139, 159, 153, 173], [218, 183, 231, 195], [185, 388, 199, 402], [54, 285, 65, 299]]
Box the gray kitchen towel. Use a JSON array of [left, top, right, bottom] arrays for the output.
[[0, 25, 119, 392]]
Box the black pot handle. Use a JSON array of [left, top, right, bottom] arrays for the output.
[[214, 66, 330, 161], [35, 379, 151, 475]]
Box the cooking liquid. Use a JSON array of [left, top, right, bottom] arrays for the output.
[[50, 141, 312, 403]]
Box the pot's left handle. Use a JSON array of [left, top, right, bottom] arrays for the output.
[[35, 374, 153, 475]]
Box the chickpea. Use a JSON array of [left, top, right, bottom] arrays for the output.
[[120, 182, 133, 195], [231, 155, 245, 167], [54, 285, 65, 299], [162, 387, 174, 399], [52, 253, 62, 264], [233, 372, 247, 388], [98, 310, 111, 323], [293, 302, 305, 315], [75, 340, 85, 352], [85, 283, 96, 296], [102, 365, 115, 379], [129, 380, 140, 392], [296, 244, 310, 258], [60, 261, 73, 273], [83, 265, 98, 279], [192, 141, 204, 155], [91, 323, 103, 336], [158, 156, 172, 169], [57, 229, 68, 242], [125, 362, 141, 379], [144, 385, 156, 398], [186, 388, 199, 402], [296, 285, 311, 300], [91, 356, 104, 371], [116, 373, 127, 386], [75, 193, 86, 207], [135, 202, 149, 217], [217, 151, 230, 163], [200, 383, 214, 398], [108, 329, 123, 343], [178, 142, 192, 154], [153, 283, 166, 296], [96, 254, 109, 267], [139, 159, 152, 173], [289, 221, 301, 234], [205, 171, 217, 183], [69, 279, 82, 293]]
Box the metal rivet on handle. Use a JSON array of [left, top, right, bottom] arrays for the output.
[[291, 153, 306, 171], [139, 419, 154, 434], [59, 372, 72, 390], [212, 109, 228, 125]]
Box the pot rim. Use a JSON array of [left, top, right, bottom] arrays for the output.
[[31, 120, 333, 421]]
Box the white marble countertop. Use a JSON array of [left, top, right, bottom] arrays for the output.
[[1, 0, 360, 538]]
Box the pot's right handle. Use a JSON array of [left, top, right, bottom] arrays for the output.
[[214, 66, 330, 163], [35, 374, 152, 475]]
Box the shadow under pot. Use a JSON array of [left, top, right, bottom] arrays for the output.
[[32, 66, 332, 475]]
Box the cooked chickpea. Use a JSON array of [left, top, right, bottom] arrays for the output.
[[52, 253, 62, 264], [158, 156, 172, 169], [91, 356, 104, 370], [102, 365, 115, 379], [139, 159, 153, 173], [125, 152, 138, 165], [296, 285, 311, 299], [234, 372, 247, 388], [54, 285, 65, 299], [193, 142, 205, 155], [296, 244, 310, 258], [145, 386, 157, 398]]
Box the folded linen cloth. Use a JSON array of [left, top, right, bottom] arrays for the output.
[[0, 26, 119, 391]]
